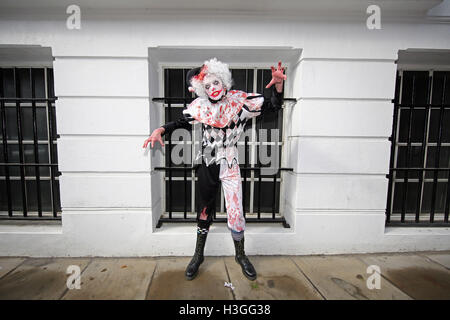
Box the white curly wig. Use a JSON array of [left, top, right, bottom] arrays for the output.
[[190, 58, 233, 98]]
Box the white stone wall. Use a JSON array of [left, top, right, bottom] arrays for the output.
[[0, 3, 449, 256]]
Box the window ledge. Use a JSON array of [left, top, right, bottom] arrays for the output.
[[0, 220, 62, 234], [385, 226, 450, 236], [153, 222, 294, 234]]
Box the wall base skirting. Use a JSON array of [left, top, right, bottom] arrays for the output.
[[0, 211, 448, 257]]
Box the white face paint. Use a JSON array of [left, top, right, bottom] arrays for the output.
[[203, 74, 225, 100]]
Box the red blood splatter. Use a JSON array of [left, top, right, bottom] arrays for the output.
[[199, 206, 208, 220], [194, 65, 208, 81]]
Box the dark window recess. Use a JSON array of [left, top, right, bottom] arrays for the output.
[[0, 67, 61, 220], [386, 70, 450, 226], [153, 68, 294, 228]]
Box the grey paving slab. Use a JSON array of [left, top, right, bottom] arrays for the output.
[[225, 256, 323, 300], [0, 258, 90, 300], [61, 258, 156, 300], [0, 258, 26, 279], [147, 257, 233, 300], [292, 255, 411, 300], [421, 251, 450, 269], [358, 253, 450, 300]]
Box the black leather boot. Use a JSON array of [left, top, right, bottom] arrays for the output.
[[233, 236, 257, 280], [185, 230, 208, 280]]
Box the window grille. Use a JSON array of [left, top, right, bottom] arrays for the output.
[[386, 70, 449, 226], [153, 67, 294, 227], [0, 67, 61, 220]]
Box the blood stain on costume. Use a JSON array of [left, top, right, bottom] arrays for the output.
[[199, 207, 208, 220]]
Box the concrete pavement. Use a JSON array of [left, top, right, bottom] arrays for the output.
[[0, 251, 449, 300]]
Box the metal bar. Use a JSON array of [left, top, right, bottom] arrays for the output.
[[183, 99, 187, 219], [1, 140, 58, 144], [30, 68, 43, 217], [418, 71, 434, 224], [152, 97, 297, 103], [156, 217, 289, 228], [0, 68, 13, 216], [242, 136, 248, 218], [45, 68, 58, 217], [0, 163, 58, 166], [400, 74, 416, 222], [385, 221, 449, 227], [245, 69, 248, 91], [393, 103, 450, 108], [154, 166, 293, 171], [0, 98, 57, 101], [14, 68, 28, 217], [0, 216, 61, 221], [385, 72, 401, 224], [257, 74, 263, 219], [258, 168, 262, 219], [415, 74, 432, 222], [430, 75, 447, 223], [445, 172, 450, 223], [168, 101, 173, 219], [272, 174, 277, 219], [391, 168, 450, 171]]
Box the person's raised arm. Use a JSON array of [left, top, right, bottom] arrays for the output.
[[261, 61, 286, 113], [265, 61, 286, 94]]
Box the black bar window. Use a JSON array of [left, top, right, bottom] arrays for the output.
[[153, 67, 293, 228], [0, 67, 61, 220], [386, 70, 450, 226]]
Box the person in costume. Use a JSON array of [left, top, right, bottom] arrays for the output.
[[143, 58, 286, 280]]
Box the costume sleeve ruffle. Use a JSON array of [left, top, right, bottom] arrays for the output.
[[243, 93, 264, 113], [182, 100, 199, 125], [243, 86, 283, 119]]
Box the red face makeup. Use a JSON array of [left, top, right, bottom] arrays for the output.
[[211, 89, 223, 97], [204, 74, 225, 100]]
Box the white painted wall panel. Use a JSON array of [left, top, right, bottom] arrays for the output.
[[296, 175, 388, 210], [292, 99, 393, 137], [57, 136, 152, 172], [295, 213, 385, 248], [299, 60, 397, 99], [2, 18, 449, 60], [295, 137, 390, 174], [53, 58, 149, 97], [59, 174, 151, 208], [55, 97, 150, 135]]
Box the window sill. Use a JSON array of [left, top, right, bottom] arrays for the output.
[[153, 222, 294, 234], [0, 220, 62, 234], [385, 226, 450, 236]]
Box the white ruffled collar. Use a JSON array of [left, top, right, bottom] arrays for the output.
[[184, 90, 250, 128]]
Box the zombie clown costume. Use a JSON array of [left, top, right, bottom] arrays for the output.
[[143, 58, 286, 281]]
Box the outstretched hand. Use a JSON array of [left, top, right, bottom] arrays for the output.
[[143, 127, 165, 149], [265, 61, 286, 92]]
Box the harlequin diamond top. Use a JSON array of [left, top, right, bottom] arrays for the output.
[[183, 90, 264, 167]]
